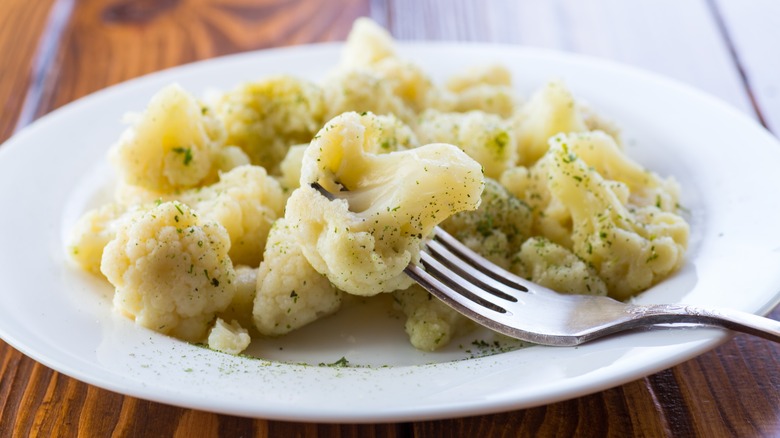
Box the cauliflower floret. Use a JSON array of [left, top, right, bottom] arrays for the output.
[[178, 165, 285, 266], [513, 80, 588, 165], [372, 58, 443, 113], [216, 76, 325, 173], [502, 131, 685, 251], [207, 318, 251, 355], [278, 143, 309, 192], [101, 202, 236, 342], [579, 102, 622, 145], [112, 165, 285, 267], [341, 17, 397, 68], [286, 111, 484, 296], [393, 285, 474, 351], [444, 65, 517, 117], [544, 141, 689, 299], [67, 203, 140, 275], [253, 218, 341, 335], [500, 163, 575, 248], [339, 18, 444, 113], [109, 84, 231, 192], [553, 131, 681, 211], [416, 110, 517, 179], [446, 85, 517, 118], [279, 114, 416, 192], [446, 64, 513, 92], [513, 237, 607, 296], [322, 69, 416, 124], [217, 265, 258, 331], [213, 145, 252, 173], [441, 179, 532, 269]]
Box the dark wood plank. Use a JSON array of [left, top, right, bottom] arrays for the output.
[[0, 0, 393, 436], [31, 0, 369, 119]]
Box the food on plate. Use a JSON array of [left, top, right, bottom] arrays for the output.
[[208, 318, 252, 355], [100, 201, 236, 343], [415, 110, 516, 179], [543, 134, 687, 299], [440, 178, 532, 270], [287, 111, 484, 296], [66, 17, 689, 357], [514, 237, 607, 296], [253, 218, 342, 336], [393, 284, 474, 352], [216, 76, 325, 174], [109, 84, 246, 192]]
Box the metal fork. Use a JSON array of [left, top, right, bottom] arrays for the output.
[[310, 183, 780, 346], [406, 227, 780, 346]]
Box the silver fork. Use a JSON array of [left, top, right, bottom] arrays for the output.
[[406, 227, 780, 346], [310, 183, 780, 346]]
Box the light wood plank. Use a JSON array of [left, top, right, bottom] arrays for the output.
[[714, 0, 780, 133], [375, 0, 755, 115], [371, 1, 780, 436]]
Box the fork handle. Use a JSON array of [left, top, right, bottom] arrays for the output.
[[628, 304, 780, 343]]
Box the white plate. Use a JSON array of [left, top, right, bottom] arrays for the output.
[[1, 43, 780, 423]]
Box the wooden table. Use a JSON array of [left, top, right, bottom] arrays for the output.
[[2, 0, 779, 435]]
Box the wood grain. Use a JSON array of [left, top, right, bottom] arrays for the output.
[[373, 0, 756, 117], [713, 0, 780, 133], [0, 0, 57, 143], [30, 0, 370, 121], [1, 0, 779, 436]]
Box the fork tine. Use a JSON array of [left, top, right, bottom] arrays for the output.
[[405, 261, 546, 340], [424, 239, 522, 302], [404, 262, 509, 317], [432, 227, 531, 292], [417, 251, 515, 312]]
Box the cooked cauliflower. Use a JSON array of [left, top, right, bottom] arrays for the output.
[[67, 17, 691, 356], [322, 69, 416, 123], [216, 76, 325, 173], [109, 84, 234, 192], [393, 285, 474, 351], [416, 110, 517, 179], [543, 139, 689, 299], [285, 111, 484, 296], [447, 85, 517, 118], [339, 17, 444, 113], [444, 64, 517, 117], [513, 237, 607, 296], [217, 265, 258, 332], [579, 102, 623, 145], [278, 143, 309, 191], [341, 17, 397, 68], [441, 179, 532, 269], [253, 218, 341, 335], [101, 201, 236, 342], [279, 114, 416, 192], [513, 80, 588, 165], [113, 165, 285, 267], [178, 165, 286, 266], [372, 58, 443, 113], [501, 131, 686, 251], [554, 131, 681, 211], [208, 318, 251, 355], [500, 163, 576, 248], [67, 203, 139, 275]]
